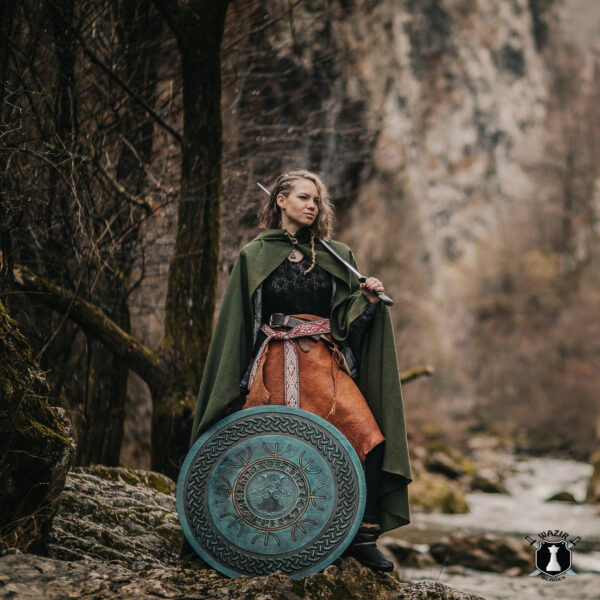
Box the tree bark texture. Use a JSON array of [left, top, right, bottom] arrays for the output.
[[0, 0, 18, 277], [152, 0, 230, 478]]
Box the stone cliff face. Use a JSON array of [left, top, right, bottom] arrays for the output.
[[124, 0, 600, 465], [215, 0, 600, 456], [315, 0, 550, 401]]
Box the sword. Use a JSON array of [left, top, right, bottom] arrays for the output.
[[257, 182, 394, 306]]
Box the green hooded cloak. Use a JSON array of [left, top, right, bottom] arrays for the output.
[[190, 228, 412, 532]]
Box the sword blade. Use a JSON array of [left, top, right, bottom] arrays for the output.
[[320, 240, 394, 305], [318, 239, 364, 280], [257, 182, 271, 196]]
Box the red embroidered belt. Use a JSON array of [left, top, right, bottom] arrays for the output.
[[247, 318, 331, 409]]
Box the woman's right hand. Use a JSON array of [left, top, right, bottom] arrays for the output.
[[360, 277, 384, 304]]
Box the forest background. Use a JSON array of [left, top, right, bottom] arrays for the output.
[[1, 0, 600, 482]]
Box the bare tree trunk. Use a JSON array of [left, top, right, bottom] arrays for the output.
[[151, 0, 230, 477], [0, 0, 17, 124], [76, 290, 130, 467], [0, 1, 18, 279]]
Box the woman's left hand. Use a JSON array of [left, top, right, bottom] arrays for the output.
[[360, 277, 384, 304]]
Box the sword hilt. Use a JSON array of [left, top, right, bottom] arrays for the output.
[[376, 291, 394, 306], [358, 276, 394, 306]]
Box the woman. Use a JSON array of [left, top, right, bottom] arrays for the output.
[[187, 170, 411, 572]]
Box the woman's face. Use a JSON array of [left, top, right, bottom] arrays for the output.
[[276, 179, 319, 234]]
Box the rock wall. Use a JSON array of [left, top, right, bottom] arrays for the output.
[[0, 301, 75, 553], [215, 0, 600, 456]]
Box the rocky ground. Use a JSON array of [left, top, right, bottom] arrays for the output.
[[0, 551, 486, 600], [2, 440, 598, 599], [397, 566, 599, 600], [0, 466, 485, 600]]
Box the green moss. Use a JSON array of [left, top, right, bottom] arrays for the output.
[[458, 457, 477, 476], [78, 465, 175, 495], [0, 300, 74, 552], [409, 470, 470, 514], [19, 419, 71, 446], [147, 472, 175, 495]]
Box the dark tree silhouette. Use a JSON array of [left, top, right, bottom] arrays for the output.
[[2, 0, 231, 479]]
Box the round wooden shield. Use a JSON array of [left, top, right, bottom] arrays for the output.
[[177, 406, 366, 579]]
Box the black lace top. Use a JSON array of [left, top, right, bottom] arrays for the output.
[[261, 255, 376, 326], [263, 256, 332, 319]]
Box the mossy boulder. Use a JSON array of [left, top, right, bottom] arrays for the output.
[[47, 466, 181, 569], [0, 464, 488, 598], [0, 301, 75, 553], [86, 464, 176, 495], [408, 468, 470, 514], [417, 435, 510, 497], [425, 450, 476, 480], [467, 472, 508, 494]]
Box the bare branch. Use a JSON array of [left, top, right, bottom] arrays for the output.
[[11, 264, 168, 391], [400, 365, 435, 385], [46, 0, 182, 144]]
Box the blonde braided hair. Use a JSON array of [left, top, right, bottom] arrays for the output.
[[303, 230, 316, 275], [258, 170, 334, 241], [283, 228, 317, 276]]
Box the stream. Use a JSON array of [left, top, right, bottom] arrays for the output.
[[385, 454, 600, 599]]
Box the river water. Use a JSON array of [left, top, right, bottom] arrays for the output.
[[385, 454, 600, 599]]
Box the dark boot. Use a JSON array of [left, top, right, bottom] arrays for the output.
[[343, 522, 394, 573]]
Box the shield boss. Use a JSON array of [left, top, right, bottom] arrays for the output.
[[177, 406, 366, 578]]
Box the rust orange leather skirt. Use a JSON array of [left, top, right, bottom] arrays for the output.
[[242, 314, 384, 461]]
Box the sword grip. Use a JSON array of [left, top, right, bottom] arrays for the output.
[[358, 276, 394, 306], [376, 291, 394, 306]]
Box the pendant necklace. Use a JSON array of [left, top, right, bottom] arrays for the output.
[[288, 248, 303, 262], [284, 230, 303, 262]]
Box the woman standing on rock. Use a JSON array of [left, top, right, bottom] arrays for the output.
[[186, 169, 411, 572]]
